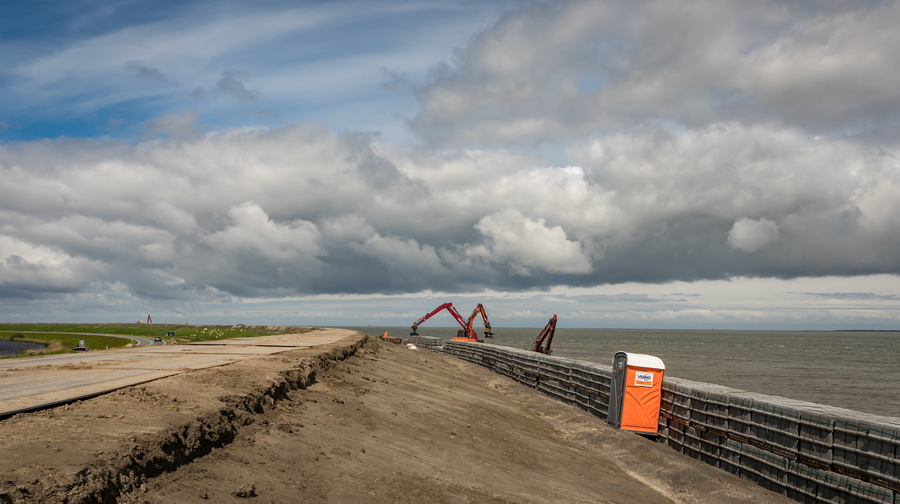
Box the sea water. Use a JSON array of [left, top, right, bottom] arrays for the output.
[[345, 326, 900, 418]]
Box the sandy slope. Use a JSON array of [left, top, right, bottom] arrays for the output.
[[0, 333, 792, 504]]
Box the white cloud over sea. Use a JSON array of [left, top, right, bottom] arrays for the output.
[[1, 0, 899, 328]]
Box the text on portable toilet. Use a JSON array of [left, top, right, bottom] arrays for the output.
[[634, 371, 654, 387]]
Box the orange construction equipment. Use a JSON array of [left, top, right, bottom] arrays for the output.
[[465, 303, 494, 340], [607, 352, 665, 434], [409, 302, 479, 342]]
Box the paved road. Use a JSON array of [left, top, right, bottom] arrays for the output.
[[0, 328, 356, 417], [8, 331, 158, 347]]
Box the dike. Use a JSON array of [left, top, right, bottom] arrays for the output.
[[0, 333, 369, 504]]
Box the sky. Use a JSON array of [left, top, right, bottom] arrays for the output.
[[1, 0, 899, 330]]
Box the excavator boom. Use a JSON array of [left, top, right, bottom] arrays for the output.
[[411, 302, 454, 332], [532, 314, 557, 354], [410, 302, 478, 341], [465, 303, 494, 339]]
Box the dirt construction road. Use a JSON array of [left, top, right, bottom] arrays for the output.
[[0, 329, 350, 418], [0, 332, 793, 504]]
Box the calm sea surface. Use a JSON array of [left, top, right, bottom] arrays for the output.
[[344, 326, 900, 419]]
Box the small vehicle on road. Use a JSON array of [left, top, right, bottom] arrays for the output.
[[154, 336, 162, 342]]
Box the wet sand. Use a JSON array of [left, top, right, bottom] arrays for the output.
[[0, 333, 792, 503]]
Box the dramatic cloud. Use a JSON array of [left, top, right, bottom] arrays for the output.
[[469, 210, 593, 275], [1, 0, 899, 327], [412, 0, 900, 145], [1, 122, 898, 304], [203, 202, 322, 262]]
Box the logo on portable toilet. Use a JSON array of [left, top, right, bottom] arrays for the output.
[[634, 371, 654, 387]]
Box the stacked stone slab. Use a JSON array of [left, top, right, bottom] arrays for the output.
[[407, 335, 443, 348], [442, 341, 900, 504], [571, 360, 612, 419]]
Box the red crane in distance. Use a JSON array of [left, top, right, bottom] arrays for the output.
[[410, 302, 479, 342], [531, 314, 557, 354]]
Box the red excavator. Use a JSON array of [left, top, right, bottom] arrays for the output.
[[531, 314, 557, 355], [410, 302, 480, 342], [465, 303, 494, 340]]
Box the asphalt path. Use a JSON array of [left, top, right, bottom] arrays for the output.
[[6, 331, 158, 347], [0, 328, 355, 417]]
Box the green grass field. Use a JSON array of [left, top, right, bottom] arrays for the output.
[[0, 332, 132, 354], [0, 324, 314, 358]]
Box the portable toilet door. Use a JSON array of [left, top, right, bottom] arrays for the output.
[[607, 352, 665, 434], [607, 353, 628, 427]]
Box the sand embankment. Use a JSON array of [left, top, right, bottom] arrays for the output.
[[0, 333, 792, 504]]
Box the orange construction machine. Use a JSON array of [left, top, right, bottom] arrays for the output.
[[410, 302, 483, 342], [465, 303, 494, 340]]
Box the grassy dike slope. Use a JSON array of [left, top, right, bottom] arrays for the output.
[[0, 333, 792, 504], [1, 324, 303, 357]]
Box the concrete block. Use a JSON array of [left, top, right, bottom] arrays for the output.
[[741, 442, 788, 474], [815, 470, 893, 504], [800, 406, 835, 466], [743, 394, 801, 456], [787, 461, 821, 504], [720, 439, 742, 477], [671, 382, 696, 423], [865, 419, 900, 484], [727, 393, 753, 438], [701, 386, 732, 432], [834, 413, 871, 474], [668, 421, 685, 453], [700, 429, 722, 457]]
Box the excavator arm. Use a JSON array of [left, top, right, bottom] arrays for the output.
[[411, 302, 454, 334], [465, 303, 494, 339], [532, 314, 557, 354], [410, 303, 477, 340]]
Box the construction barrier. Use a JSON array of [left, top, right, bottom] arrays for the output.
[[443, 341, 900, 504]]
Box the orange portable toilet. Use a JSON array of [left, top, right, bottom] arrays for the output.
[[607, 352, 665, 434]]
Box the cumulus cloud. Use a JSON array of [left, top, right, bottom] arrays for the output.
[[203, 202, 322, 262], [0, 235, 103, 299], [412, 0, 900, 145], [2, 0, 900, 315], [469, 210, 593, 275], [728, 218, 779, 252], [1, 120, 897, 304], [143, 110, 206, 139]]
